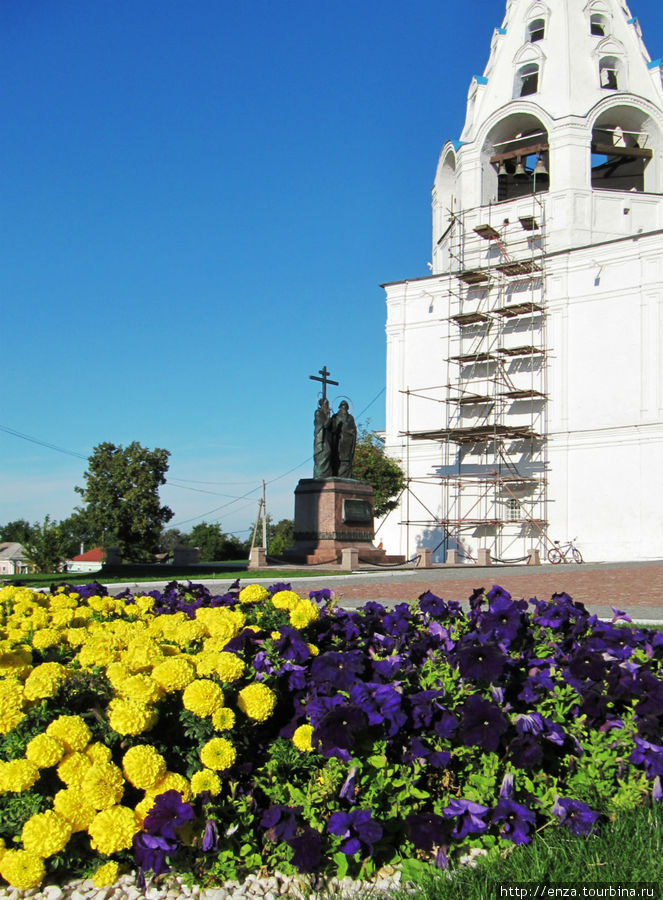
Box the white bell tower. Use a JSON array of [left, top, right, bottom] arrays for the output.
[[383, 0, 663, 563]]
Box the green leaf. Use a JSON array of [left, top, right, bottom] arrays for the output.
[[334, 851, 349, 879], [368, 755, 387, 769]]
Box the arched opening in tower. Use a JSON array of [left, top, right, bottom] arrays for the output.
[[591, 105, 658, 193], [482, 115, 549, 204]]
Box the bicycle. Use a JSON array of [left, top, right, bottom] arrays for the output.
[[547, 538, 583, 564]]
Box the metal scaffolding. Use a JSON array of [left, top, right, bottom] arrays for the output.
[[399, 194, 551, 563]]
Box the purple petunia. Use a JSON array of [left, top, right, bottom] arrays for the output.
[[328, 808, 383, 856], [629, 737, 663, 778], [455, 639, 508, 682], [552, 797, 600, 836], [406, 812, 450, 867], [261, 805, 302, 843], [442, 798, 490, 840], [314, 703, 368, 760], [458, 695, 509, 752], [133, 832, 177, 876], [143, 790, 194, 840], [491, 798, 537, 844]]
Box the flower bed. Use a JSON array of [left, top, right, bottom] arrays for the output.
[[0, 580, 661, 892]]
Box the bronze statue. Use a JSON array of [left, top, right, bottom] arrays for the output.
[[309, 366, 357, 478], [313, 398, 333, 478], [330, 400, 357, 477]]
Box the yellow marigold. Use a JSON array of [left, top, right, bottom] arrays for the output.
[[122, 637, 164, 673], [25, 733, 65, 768], [174, 619, 207, 646], [147, 771, 191, 802], [105, 661, 131, 689], [134, 795, 155, 825], [46, 714, 91, 753], [270, 590, 301, 611], [308, 643, 319, 656], [0, 849, 45, 890], [88, 805, 139, 855], [27, 608, 49, 630], [134, 595, 155, 615], [199, 737, 236, 772], [147, 612, 187, 641], [122, 745, 166, 790], [30, 628, 62, 652], [0, 706, 25, 735], [0, 758, 39, 793], [86, 742, 113, 765], [182, 679, 224, 718], [64, 627, 88, 647], [81, 762, 125, 810], [151, 658, 195, 692], [117, 673, 163, 705], [77, 635, 119, 669], [238, 585, 269, 605], [49, 608, 75, 628], [211, 706, 235, 732], [292, 724, 314, 753], [0, 680, 25, 734], [72, 606, 93, 625], [0, 677, 23, 701], [237, 682, 277, 722], [197, 606, 245, 632], [0, 837, 5, 861], [214, 652, 245, 682], [23, 662, 66, 701], [21, 810, 72, 858], [48, 594, 77, 610], [57, 751, 93, 787], [190, 768, 222, 797], [92, 859, 120, 888], [0, 647, 32, 680], [53, 787, 96, 832], [108, 698, 157, 736], [289, 599, 320, 629]]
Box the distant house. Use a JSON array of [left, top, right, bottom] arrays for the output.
[[0, 542, 30, 576], [66, 547, 121, 573]]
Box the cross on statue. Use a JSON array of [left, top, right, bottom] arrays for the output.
[[309, 365, 339, 401]]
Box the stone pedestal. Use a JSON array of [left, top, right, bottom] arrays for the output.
[[283, 478, 405, 565]]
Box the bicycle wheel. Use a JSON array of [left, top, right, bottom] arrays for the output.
[[572, 548, 583, 564], [547, 548, 563, 564]]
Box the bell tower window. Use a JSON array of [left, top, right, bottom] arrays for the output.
[[590, 14, 608, 36], [528, 19, 545, 42], [600, 57, 619, 89], [516, 63, 539, 97]]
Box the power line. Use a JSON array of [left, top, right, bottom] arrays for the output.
[[0, 423, 88, 460]]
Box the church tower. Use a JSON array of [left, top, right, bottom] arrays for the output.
[[383, 0, 663, 563]]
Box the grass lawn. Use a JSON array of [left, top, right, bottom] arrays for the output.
[[387, 803, 663, 899], [4, 562, 346, 589]]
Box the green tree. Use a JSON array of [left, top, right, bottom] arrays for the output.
[[58, 508, 102, 559], [0, 519, 35, 545], [188, 522, 247, 561], [160, 528, 193, 554], [353, 431, 406, 518], [23, 517, 66, 573], [268, 518, 294, 556], [75, 441, 173, 561]]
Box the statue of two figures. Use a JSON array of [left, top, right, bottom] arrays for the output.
[[314, 398, 357, 479]]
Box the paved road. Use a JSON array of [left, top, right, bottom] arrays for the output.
[[107, 560, 663, 622]]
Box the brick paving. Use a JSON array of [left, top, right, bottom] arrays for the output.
[[108, 561, 663, 621], [317, 562, 663, 621]]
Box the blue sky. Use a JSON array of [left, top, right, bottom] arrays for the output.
[[2, 0, 662, 539]]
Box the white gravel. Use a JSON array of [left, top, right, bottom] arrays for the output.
[[0, 867, 412, 900]]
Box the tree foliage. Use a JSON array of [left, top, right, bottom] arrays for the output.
[[23, 517, 67, 573], [75, 441, 173, 561], [0, 519, 34, 545], [353, 431, 406, 518]]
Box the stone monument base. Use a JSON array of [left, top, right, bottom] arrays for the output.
[[283, 478, 405, 566]]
